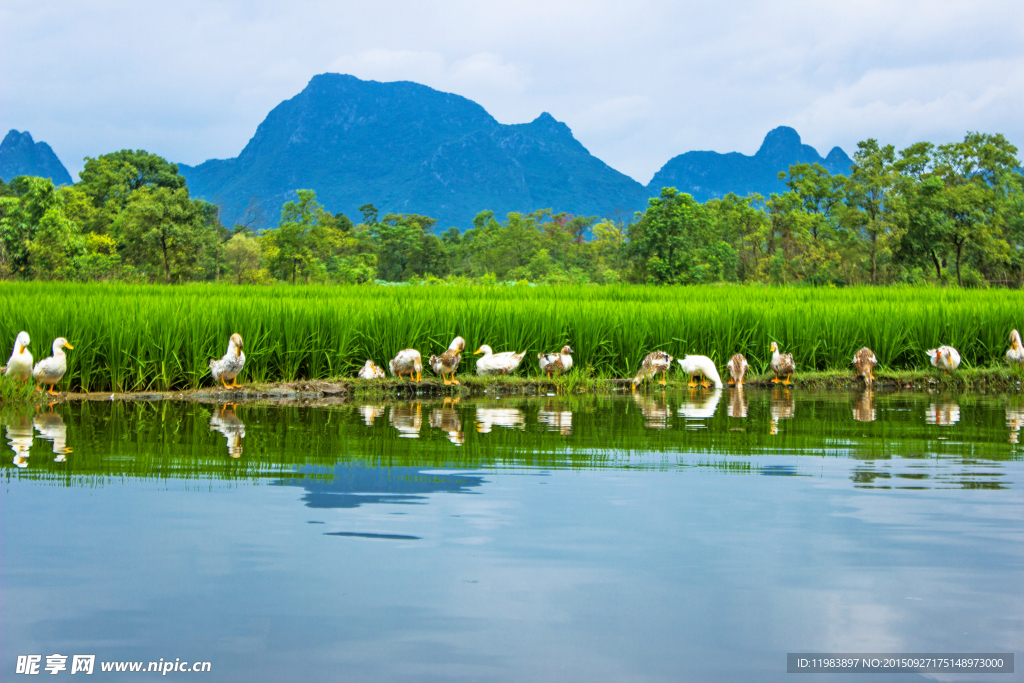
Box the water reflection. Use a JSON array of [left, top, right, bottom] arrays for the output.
[[926, 401, 961, 426], [474, 406, 526, 433], [210, 404, 245, 458], [852, 390, 876, 423], [538, 402, 573, 435], [677, 388, 721, 428], [279, 464, 485, 509], [6, 413, 33, 468], [389, 403, 423, 438], [358, 404, 386, 426], [33, 411, 71, 462], [1007, 407, 1024, 444], [770, 389, 794, 435], [727, 387, 748, 418], [430, 402, 465, 445], [634, 392, 672, 429]]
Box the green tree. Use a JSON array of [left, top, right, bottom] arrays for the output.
[[77, 150, 187, 235], [263, 190, 341, 284], [115, 187, 215, 283]]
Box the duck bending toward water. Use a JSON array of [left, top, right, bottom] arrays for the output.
[[677, 355, 723, 388], [726, 353, 747, 386], [2, 332, 32, 385], [390, 349, 423, 382], [632, 351, 673, 391], [210, 333, 245, 388], [33, 337, 73, 395], [852, 347, 878, 386]]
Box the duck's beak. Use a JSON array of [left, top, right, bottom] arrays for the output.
[[64, 342, 74, 350], [236, 347, 242, 357], [474, 347, 483, 355], [19, 345, 25, 354]]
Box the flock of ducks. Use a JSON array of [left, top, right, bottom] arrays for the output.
[[5, 329, 1024, 395]]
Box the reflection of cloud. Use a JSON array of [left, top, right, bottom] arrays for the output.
[[475, 407, 526, 433], [210, 405, 245, 458], [819, 593, 905, 653], [390, 404, 423, 438], [633, 392, 671, 429], [277, 464, 484, 509], [852, 390, 876, 423], [926, 402, 960, 426]]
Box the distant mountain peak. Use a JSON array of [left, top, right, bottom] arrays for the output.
[[0, 130, 73, 185], [756, 126, 803, 156]]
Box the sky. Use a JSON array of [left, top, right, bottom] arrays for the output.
[[1, 0, 1021, 184]]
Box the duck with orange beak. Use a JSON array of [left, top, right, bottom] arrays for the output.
[[33, 337, 74, 395], [210, 333, 246, 388]]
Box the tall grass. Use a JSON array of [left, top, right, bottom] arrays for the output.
[[0, 282, 1019, 392]]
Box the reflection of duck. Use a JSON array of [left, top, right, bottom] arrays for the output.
[[474, 407, 526, 433], [537, 404, 573, 435], [210, 404, 245, 458], [677, 388, 722, 422], [389, 404, 423, 438], [727, 386, 748, 418], [6, 414, 33, 468], [852, 389, 876, 422], [769, 388, 795, 435], [926, 402, 961, 426], [33, 411, 71, 461], [358, 404, 386, 426], [430, 404, 465, 445], [633, 392, 671, 429], [1006, 407, 1024, 444]]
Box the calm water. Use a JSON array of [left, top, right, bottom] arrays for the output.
[[2, 389, 1022, 682]]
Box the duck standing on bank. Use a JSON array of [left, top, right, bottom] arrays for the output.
[[2, 332, 32, 385], [852, 347, 878, 386], [390, 349, 423, 382], [539, 345, 574, 376], [632, 351, 673, 391], [1007, 330, 1024, 367], [927, 345, 961, 374], [474, 345, 526, 375], [210, 333, 246, 388], [430, 336, 465, 385], [358, 359, 386, 379], [33, 337, 74, 395], [726, 353, 748, 387], [770, 342, 795, 385], [677, 355, 723, 388]]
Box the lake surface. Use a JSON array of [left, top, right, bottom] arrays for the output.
[[2, 389, 1022, 682]]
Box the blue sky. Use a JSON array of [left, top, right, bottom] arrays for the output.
[[1, 0, 1020, 182]]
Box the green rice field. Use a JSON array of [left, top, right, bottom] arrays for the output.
[[0, 282, 1020, 392]]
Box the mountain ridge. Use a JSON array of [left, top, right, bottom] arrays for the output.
[[0, 130, 73, 185]]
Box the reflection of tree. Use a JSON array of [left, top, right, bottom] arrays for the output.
[[474, 407, 526, 434], [33, 411, 71, 461], [389, 404, 422, 438], [727, 387, 748, 419], [770, 388, 795, 435], [926, 402, 960, 426], [633, 392, 671, 429], [852, 390, 876, 423], [210, 404, 245, 458]]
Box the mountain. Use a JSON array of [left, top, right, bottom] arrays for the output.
[[646, 126, 852, 202], [180, 73, 650, 228], [0, 130, 73, 185]]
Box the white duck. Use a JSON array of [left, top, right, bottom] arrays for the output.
[[677, 355, 723, 388], [210, 333, 245, 388], [1006, 330, 1024, 366], [474, 345, 526, 375], [33, 337, 73, 395], [358, 359, 386, 379], [390, 349, 423, 382], [3, 331, 32, 385], [538, 345, 574, 376], [926, 345, 961, 374]]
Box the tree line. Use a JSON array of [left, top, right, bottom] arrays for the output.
[[1, 132, 1021, 287]]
